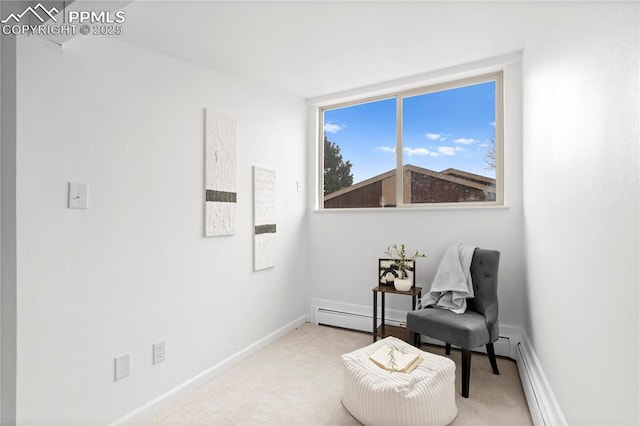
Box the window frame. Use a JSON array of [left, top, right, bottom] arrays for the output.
[[318, 71, 504, 210]]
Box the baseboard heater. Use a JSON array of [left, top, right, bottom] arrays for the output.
[[315, 307, 405, 333], [516, 342, 546, 426]]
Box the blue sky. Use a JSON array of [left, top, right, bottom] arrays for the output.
[[324, 81, 496, 184]]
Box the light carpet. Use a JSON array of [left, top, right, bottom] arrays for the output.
[[143, 323, 532, 425]]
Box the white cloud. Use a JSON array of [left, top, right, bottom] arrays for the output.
[[425, 133, 441, 140], [380, 144, 464, 157], [404, 147, 448, 157], [404, 147, 432, 157], [437, 146, 457, 156], [324, 122, 345, 134], [436, 146, 465, 156], [425, 133, 447, 141], [453, 137, 476, 145], [376, 146, 396, 153], [489, 121, 496, 127]]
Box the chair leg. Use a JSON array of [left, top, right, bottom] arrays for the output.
[[487, 343, 500, 375], [410, 331, 420, 347], [461, 349, 471, 398], [445, 343, 451, 355]]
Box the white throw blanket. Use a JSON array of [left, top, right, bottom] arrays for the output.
[[421, 243, 477, 314]]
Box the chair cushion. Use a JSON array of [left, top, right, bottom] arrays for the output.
[[407, 308, 490, 349]]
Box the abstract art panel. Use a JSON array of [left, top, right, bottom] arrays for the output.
[[205, 110, 237, 236], [253, 167, 276, 270]]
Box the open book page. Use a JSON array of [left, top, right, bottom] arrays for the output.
[[369, 346, 422, 373]]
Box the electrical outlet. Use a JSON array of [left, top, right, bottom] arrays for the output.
[[153, 340, 166, 364], [114, 353, 130, 381]]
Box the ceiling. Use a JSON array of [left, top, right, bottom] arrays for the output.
[[114, 1, 545, 98]]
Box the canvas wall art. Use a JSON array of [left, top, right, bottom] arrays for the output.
[[205, 109, 237, 236], [253, 166, 276, 270]]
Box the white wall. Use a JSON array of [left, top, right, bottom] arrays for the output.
[[15, 35, 307, 424], [307, 61, 526, 333], [522, 3, 639, 424]]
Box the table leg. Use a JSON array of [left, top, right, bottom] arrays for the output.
[[414, 290, 423, 345], [372, 290, 377, 342], [381, 293, 386, 331]]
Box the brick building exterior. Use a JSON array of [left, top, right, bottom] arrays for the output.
[[324, 165, 496, 208]]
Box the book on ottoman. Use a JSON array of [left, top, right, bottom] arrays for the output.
[[369, 346, 422, 373]]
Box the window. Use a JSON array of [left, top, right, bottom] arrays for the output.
[[320, 73, 502, 209]]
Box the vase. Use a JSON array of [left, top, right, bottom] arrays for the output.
[[394, 277, 412, 292]]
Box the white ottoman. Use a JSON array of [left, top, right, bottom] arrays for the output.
[[341, 337, 458, 426]]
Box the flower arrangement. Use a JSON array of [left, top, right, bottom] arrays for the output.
[[385, 243, 426, 279]]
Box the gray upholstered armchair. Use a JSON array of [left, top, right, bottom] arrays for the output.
[[406, 248, 501, 398]]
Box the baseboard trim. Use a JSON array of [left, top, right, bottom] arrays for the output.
[[110, 314, 309, 426], [515, 334, 567, 426]]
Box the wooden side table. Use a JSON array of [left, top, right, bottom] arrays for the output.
[[372, 285, 422, 343]]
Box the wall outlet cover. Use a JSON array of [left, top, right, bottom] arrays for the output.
[[114, 353, 130, 381], [153, 341, 166, 364]]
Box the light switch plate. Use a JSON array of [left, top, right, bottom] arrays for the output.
[[68, 182, 88, 209]]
